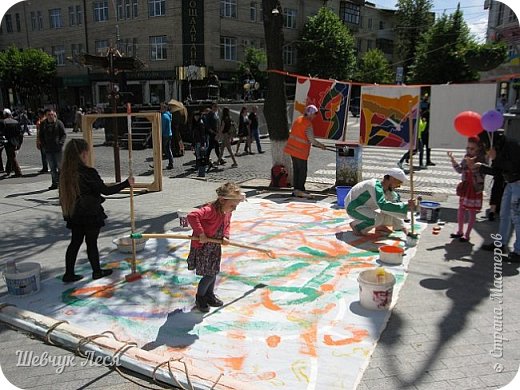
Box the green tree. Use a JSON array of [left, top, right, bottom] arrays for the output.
[[408, 5, 479, 83], [395, 0, 434, 80], [0, 46, 56, 109], [355, 49, 394, 84], [296, 7, 356, 80]]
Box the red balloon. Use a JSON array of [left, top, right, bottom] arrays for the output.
[[454, 111, 483, 137]]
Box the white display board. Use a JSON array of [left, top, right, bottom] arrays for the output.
[[429, 84, 497, 149]]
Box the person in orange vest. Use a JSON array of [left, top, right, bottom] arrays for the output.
[[284, 105, 326, 197]]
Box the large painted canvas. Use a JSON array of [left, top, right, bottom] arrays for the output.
[[359, 86, 420, 148], [429, 84, 497, 149], [293, 77, 351, 140], [3, 198, 424, 389]]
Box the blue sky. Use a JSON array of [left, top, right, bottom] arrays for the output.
[[374, 0, 519, 42]]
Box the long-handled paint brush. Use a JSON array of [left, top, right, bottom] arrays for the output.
[[130, 232, 277, 259]]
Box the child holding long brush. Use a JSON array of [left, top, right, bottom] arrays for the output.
[[447, 136, 486, 242], [187, 182, 245, 312]]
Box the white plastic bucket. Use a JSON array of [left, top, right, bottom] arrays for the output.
[[3, 262, 41, 296], [177, 210, 191, 230], [357, 269, 396, 310], [379, 245, 404, 265]]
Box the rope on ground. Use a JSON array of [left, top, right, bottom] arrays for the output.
[[0, 303, 15, 311], [152, 357, 192, 390], [75, 333, 110, 357], [44, 320, 69, 345]]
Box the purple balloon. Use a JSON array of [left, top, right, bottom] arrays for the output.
[[481, 110, 504, 132]]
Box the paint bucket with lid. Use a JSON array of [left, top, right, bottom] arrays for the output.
[[3, 262, 41, 296], [419, 201, 440, 223], [357, 268, 396, 310]]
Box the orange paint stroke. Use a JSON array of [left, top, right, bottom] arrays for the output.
[[300, 323, 317, 357], [323, 328, 369, 346], [228, 330, 247, 340], [262, 289, 282, 311], [320, 284, 334, 292], [266, 335, 281, 348], [310, 302, 336, 315], [71, 285, 114, 298], [221, 356, 246, 370]]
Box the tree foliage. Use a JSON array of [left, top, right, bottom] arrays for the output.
[[395, 0, 434, 79], [296, 7, 356, 80], [0, 46, 56, 109], [407, 5, 479, 84], [464, 42, 508, 72], [355, 49, 394, 84]]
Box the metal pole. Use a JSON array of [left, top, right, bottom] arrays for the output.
[[109, 48, 122, 182]]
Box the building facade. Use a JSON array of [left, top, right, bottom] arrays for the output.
[[0, 0, 399, 109], [483, 0, 520, 106]]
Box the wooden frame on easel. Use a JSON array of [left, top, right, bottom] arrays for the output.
[[80, 112, 162, 192]]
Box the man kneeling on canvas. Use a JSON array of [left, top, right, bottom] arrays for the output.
[[344, 168, 416, 236]]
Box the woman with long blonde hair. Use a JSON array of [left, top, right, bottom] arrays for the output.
[[59, 139, 134, 282]]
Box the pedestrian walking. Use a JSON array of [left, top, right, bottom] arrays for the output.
[[397, 115, 427, 169], [2, 108, 23, 178], [447, 137, 486, 242], [20, 110, 31, 136], [40, 109, 66, 190], [161, 103, 174, 170], [283, 105, 326, 198], [59, 138, 134, 283], [204, 103, 224, 165], [218, 107, 238, 168], [186, 182, 245, 312], [235, 106, 251, 155], [192, 110, 209, 177], [35, 109, 49, 173], [73, 107, 83, 133], [248, 105, 264, 154]]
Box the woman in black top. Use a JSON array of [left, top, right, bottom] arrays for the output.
[[219, 107, 238, 167], [59, 139, 134, 283]]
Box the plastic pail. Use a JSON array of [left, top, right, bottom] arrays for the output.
[[177, 210, 191, 230], [336, 186, 352, 207], [379, 245, 404, 265], [419, 201, 441, 222], [357, 269, 396, 310], [4, 262, 41, 296]]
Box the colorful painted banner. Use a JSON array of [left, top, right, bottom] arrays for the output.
[[293, 77, 351, 140], [359, 86, 420, 148], [5, 198, 424, 389]]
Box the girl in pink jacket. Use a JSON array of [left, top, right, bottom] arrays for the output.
[[187, 182, 245, 312]]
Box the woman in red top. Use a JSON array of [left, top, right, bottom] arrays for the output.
[[187, 182, 245, 312]]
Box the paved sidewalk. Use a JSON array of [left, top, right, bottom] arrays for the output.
[[0, 175, 519, 389]]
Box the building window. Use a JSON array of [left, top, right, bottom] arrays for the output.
[[148, 0, 165, 17], [283, 8, 297, 29], [5, 14, 13, 33], [95, 39, 109, 55], [221, 0, 237, 18], [340, 1, 360, 25], [93, 1, 109, 22], [376, 38, 393, 54], [30, 11, 36, 30], [497, 3, 504, 26], [118, 38, 136, 56], [15, 13, 21, 32], [49, 8, 63, 29], [117, 0, 138, 20], [77, 6, 83, 25], [220, 36, 237, 61], [368, 18, 372, 29], [250, 2, 257, 22], [367, 40, 373, 50], [37, 11, 43, 30], [379, 21, 384, 30], [283, 45, 295, 66], [150, 35, 167, 60], [508, 9, 517, 23], [71, 43, 83, 63], [52, 45, 65, 66], [69, 6, 76, 25]]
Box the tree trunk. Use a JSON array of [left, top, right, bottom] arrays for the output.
[[262, 0, 289, 168]]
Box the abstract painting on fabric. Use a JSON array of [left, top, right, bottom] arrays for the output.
[[359, 86, 420, 148], [3, 198, 425, 389], [293, 77, 351, 140]]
